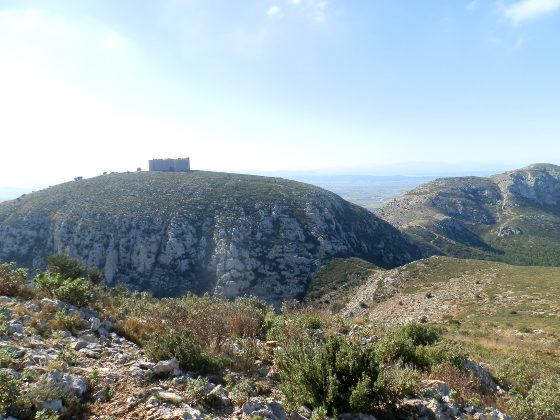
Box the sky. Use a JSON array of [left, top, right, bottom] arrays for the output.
[[1, 0, 560, 189]]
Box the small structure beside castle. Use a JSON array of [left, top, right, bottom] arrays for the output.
[[149, 157, 191, 172]]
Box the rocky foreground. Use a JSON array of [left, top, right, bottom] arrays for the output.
[[0, 292, 515, 420]]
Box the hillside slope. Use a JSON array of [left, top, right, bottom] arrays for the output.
[[375, 163, 560, 266], [344, 256, 560, 329], [0, 171, 420, 305]]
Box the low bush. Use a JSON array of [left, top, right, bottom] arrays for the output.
[[0, 346, 16, 368], [0, 261, 33, 298], [0, 311, 8, 336], [47, 253, 101, 284], [508, 378, 560, 420], [20, 377, 80, 415], [33, 272, 93, 307], [495, 355, 544, 395], [225, 375, 254, 406], [50, 310, 84, 335], [375, 322, 466, 370], [144, 327, 229, 374], [276, 334, 383, 415], [0, 369, 21, 417]]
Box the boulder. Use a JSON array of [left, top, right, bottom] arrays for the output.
[[153, 358, 180, 375]]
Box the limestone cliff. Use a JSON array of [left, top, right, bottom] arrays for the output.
[[0, 171, 420, 305]]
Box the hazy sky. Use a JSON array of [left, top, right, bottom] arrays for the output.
[[1, 0, 560, 188]]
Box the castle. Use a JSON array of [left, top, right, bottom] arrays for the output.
[[149, 158, 191, 172]]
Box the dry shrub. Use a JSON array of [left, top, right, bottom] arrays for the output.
[[182, 303, 235, 352], [232, 313, 260, 338], [430, 363, 486, 403], [113, 317, 166, 345]]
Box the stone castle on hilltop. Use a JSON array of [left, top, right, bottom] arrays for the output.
[[149, 158, 190, 172]]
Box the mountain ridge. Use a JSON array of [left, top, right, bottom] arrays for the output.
[[0, 171, 420, 306], [375, 163, 560, 266]]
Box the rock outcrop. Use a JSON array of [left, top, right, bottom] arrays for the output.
[[0, 171, 420, 306]]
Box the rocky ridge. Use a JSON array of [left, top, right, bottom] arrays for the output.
[[375, 163, 560, 266], [0, 172, 420, 306]]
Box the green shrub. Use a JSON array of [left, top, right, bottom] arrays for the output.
[[381, 364, 422, 400], [145, 328, 229, 374], [395, 322, 440, 346], [225, 375, 254, 406], [0, 346, 16, 368], [0, 261, 33, 298], [276, 334, 383, 415], [0, 312, 8, 336], [34, 273, 93, 307], [508, 378, 560, 420], [184, 377, 209, 403], [52, 309, 84, 334], [20, 377, 79, 415], [375, 322, 464, 370], [415, 340, 468, 369], [0, 369, 21, 416], [47, 254, 85, 280], [496, 355, 543, 395], [310, 406, 329, 420], [35, 409, 60, 420], [52, 277, 92, 307], [375, 334, 416, 365]]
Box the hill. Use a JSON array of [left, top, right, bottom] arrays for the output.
[[0, 171, 420, 306], [375, 163, 560, 266]]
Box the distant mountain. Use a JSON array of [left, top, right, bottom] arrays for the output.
[[0, 171, 420, 305], [375, 163, 560, 266]]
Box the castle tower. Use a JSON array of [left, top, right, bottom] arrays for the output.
[[148, 158, 190, 172]]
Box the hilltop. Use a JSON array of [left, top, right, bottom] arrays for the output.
[[375, 163, 560, 266], [0, 171, 420, 306]]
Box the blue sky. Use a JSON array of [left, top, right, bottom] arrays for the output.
[[1, 0, 560, 188]]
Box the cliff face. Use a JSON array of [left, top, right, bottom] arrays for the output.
[[0, 171, 420, 306], [375, 164, 560, 266]]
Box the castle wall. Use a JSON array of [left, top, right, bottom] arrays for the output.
[[149, 158, 190, 172]]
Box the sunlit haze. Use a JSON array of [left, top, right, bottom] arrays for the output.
[[1, 0, 560, 191]]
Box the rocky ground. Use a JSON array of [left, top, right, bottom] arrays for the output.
[[1, 293, 514, 420]]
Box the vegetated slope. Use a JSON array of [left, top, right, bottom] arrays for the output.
[[0, 171, 420, 306], [344, 256, 560, 339], [375, 163, 560, 266], [304, 257, 382, 312]]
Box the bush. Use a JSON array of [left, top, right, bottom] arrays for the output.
[[47, 254, 84, 280], [495, 355, 543, 395], [33, 273, 93, 307], [380, 364, 421, 402], [225, 375, 254, 406], [51, 310, 84, 335], [276, 334, 383, 415], [508, 378, 560, 420], [52, 277, 92, 307], [144, 327, 228, 374], [0, 369, 21, 416], [395, 322, 440, 346], [0, 261, 33, 298], [374, 322, 464, 370], [20, 377, 79, 415], [375, 334, 416, 366], [0, 312, 8, 337], [415, 340, 468, 369], [0, 346, 16, 368]]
